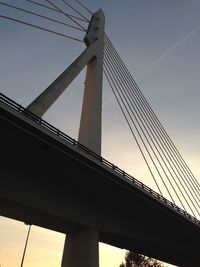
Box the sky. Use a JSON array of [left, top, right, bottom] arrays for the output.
[[0, 0, 200, 267]]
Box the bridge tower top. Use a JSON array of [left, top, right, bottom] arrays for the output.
[[84, 9, 105, 47]]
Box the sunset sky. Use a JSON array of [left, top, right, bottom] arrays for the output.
[[0, 0, 200, 267]]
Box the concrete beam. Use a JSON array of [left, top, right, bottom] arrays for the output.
[[26, 42, 98, 117]]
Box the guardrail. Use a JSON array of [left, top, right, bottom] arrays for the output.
[[0, 92, 199, 225]]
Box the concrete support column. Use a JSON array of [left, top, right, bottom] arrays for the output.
[[78, 55, 103, 155], [61, 229, 99, 267]]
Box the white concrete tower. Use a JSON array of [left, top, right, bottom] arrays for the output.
[[61, 10, 105, 267], [78, 9, 105, 155]]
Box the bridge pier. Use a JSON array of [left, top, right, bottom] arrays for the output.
[[61, 229, 99, 267]]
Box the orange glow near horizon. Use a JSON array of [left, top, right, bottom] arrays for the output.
[[0, 216, 178, 267], [0, 216, 126, 267]]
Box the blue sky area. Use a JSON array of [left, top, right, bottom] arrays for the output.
[[0, 1, 200, 267]]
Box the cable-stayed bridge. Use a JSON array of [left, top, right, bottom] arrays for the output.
[[0, 1, 200, 267]]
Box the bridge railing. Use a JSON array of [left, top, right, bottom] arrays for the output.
[[0, 92, 199, 225]]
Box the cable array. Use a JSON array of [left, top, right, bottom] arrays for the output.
[[0, 0, 93, 42], [23, 0, 88, 22], [72, 0, 93, 15], [103, 33, 200, 218]]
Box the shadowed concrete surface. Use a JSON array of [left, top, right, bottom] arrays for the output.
[[0, 101, 200, 267]]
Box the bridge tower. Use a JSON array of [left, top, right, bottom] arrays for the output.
[[26, 9, 105, 267]]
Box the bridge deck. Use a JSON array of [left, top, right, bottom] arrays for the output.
[[0, 93, 200, 267]]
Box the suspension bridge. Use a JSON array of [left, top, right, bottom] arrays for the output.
[[0, 1, 200, 267]]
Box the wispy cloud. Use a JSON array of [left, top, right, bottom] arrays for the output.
[[135, 24, 200, 79]]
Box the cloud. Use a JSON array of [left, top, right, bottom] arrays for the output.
[[135, 23, 200, 79]]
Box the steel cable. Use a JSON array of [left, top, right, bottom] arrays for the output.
[[61, 0, 90, 22], [45, 0, 86, 31], [104, 46, 193, 211], [104, 38, 199, 216], [105, 34, 200, 203], [0, 2, 85, 32], [0, 14, 84, 42], [104, 54, 176, 202], [103, 64, 163, 196], [22, 0, 88, 22], [72, 0, 93, 15]]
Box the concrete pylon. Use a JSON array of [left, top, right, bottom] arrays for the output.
[[60, 9, 105, 267], [78, 9, 105, 155]]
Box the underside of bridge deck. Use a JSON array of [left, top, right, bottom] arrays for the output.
[[0, 102, 200, 267]]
